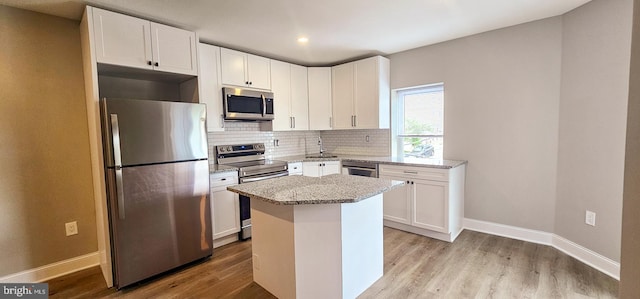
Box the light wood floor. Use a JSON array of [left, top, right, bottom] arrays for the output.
[[47, 228, 618, 298]]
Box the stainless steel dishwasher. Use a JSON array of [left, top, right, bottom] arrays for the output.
[[341, 160, 379, 178]]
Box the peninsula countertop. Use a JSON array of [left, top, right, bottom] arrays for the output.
[[278, 154, 467, 169], [227, 174, 404, 205]]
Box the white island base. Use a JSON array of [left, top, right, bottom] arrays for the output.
[[250, 194, 383, 299]]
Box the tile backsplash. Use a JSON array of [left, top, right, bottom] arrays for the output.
[[320, 129, 390, 156], [208, 122, 390, 164]]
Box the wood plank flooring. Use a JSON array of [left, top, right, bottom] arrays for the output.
[[47, 228, 618, 298]]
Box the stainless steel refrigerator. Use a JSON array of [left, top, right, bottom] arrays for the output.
[[100, 98, 212, 289]]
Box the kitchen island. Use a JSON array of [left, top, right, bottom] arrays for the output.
[[227, 174, 403, 299]]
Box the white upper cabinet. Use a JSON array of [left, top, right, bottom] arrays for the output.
[[331, 63, 355, 129], [271, 60, 309, 131], [92, 7, 197, 76], [308, 67, 333, 130], [290, 64, 309, 131], [271, 60, 292, 130], [198, 43, 224, 132], [331, 56, 390, 130], [220, 48, 271, 90]]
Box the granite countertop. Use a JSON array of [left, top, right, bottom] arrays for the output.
[[277, 154, 466, 169], [210, 164, 238, 174], [227, 174, 404, 205]]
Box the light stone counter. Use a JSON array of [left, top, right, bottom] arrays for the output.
[[227, 174, 403, 205], [277, 154, 466, 169], [209, 164, 238, 174]]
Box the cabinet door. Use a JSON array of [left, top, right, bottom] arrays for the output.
[[308, 67, 332, 130], [322, 161, 341, 176], [270, 60, 292, 131], [211, 189, 240, 239], [290, 64, 309, 130], [247, 54, 271, 90], [150, 22, 197, 75], [412, 179, 449, 233], [331, 63, 355, 129], [198, 44, 224, 131], [302, 162, 321, 177], [92, 7, 153, 70], [220, 48, 248, 87], [380, 174, 411, 224], [354, 57, 378, 129]]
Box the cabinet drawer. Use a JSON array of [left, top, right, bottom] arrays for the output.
[[210, 172, 238, 190], [379, 164, 449, 182], [288, 162, 303, 175]]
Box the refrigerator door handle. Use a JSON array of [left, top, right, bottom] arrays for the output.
[[111, 114, 126, 220]]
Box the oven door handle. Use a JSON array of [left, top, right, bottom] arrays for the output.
[[240, 172, 289, 183], [346, 166, 377, 172]]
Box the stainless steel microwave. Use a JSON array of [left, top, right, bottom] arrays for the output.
[[222, 87, 274, 121]]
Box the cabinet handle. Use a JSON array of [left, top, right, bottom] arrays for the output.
[[154, 62, 159, 67], [245, 81, 249, 85], [403, 170, 418, 174], [406, 180, 410, 184], [147, 61, 152, 66], [221, 178, 227, 181], [329, 117, 332, 128], [411, 181, 415, 185], [354, 115, 357, 127], [293, 117, 296, 128], [290, 117, 293, 128]]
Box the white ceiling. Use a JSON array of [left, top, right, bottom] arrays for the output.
[[2, 0, 591, 66]]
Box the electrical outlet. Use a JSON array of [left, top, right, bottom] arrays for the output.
[[585, 210, 596, 226], [65, 221, 78, 236]]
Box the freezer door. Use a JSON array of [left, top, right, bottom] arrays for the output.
[[102, 98, 208, 167], [106, 160, 212, 288]]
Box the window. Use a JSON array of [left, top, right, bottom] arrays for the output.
[[392, 83, 444, 160]]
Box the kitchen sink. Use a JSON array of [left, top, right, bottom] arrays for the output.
[[305, 154, 338, 158]]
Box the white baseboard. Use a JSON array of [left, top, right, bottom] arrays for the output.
[[552, 235, 620, 280], [0, 251, 100, 283], [464, 218, 554, 245], [463, 218, 620, 280]]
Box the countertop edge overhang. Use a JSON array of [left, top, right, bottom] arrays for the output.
[[212, 155, 468, 174], [227, 174, 405, 205]]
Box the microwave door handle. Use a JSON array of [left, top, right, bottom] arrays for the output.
[[261, 94, 266, 117]]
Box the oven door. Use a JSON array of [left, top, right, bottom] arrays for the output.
[[238, 170, 289, 240]]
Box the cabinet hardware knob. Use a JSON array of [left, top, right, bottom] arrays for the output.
[[245, 81, 249, 85], [221, 178, 226, 181], [154, 62, 159, 67], [249, 81, 253, 85], [147, 61, 152, 65]]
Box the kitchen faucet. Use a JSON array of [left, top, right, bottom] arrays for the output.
[[318, 136, 324, 154]]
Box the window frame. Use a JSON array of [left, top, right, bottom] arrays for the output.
[[391, 83, 445, 159]]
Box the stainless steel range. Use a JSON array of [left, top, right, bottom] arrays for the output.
[[216, 143, 288, 240]]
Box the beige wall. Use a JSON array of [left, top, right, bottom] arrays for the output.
[[0, 6, 97, 276], [389, 0, 632, 263], [389, 17, 563, 232], [620, 0, 640, 297], [555, 0, 632, 261]]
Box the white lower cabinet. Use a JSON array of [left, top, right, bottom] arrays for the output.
[[210, 172, 240, 247], [302, 161, 340, 177], [288, 162, 303, 176], [379, 164, 466, 242]]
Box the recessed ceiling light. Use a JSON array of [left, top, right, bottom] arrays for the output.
[[297, 37, 309, 43]]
